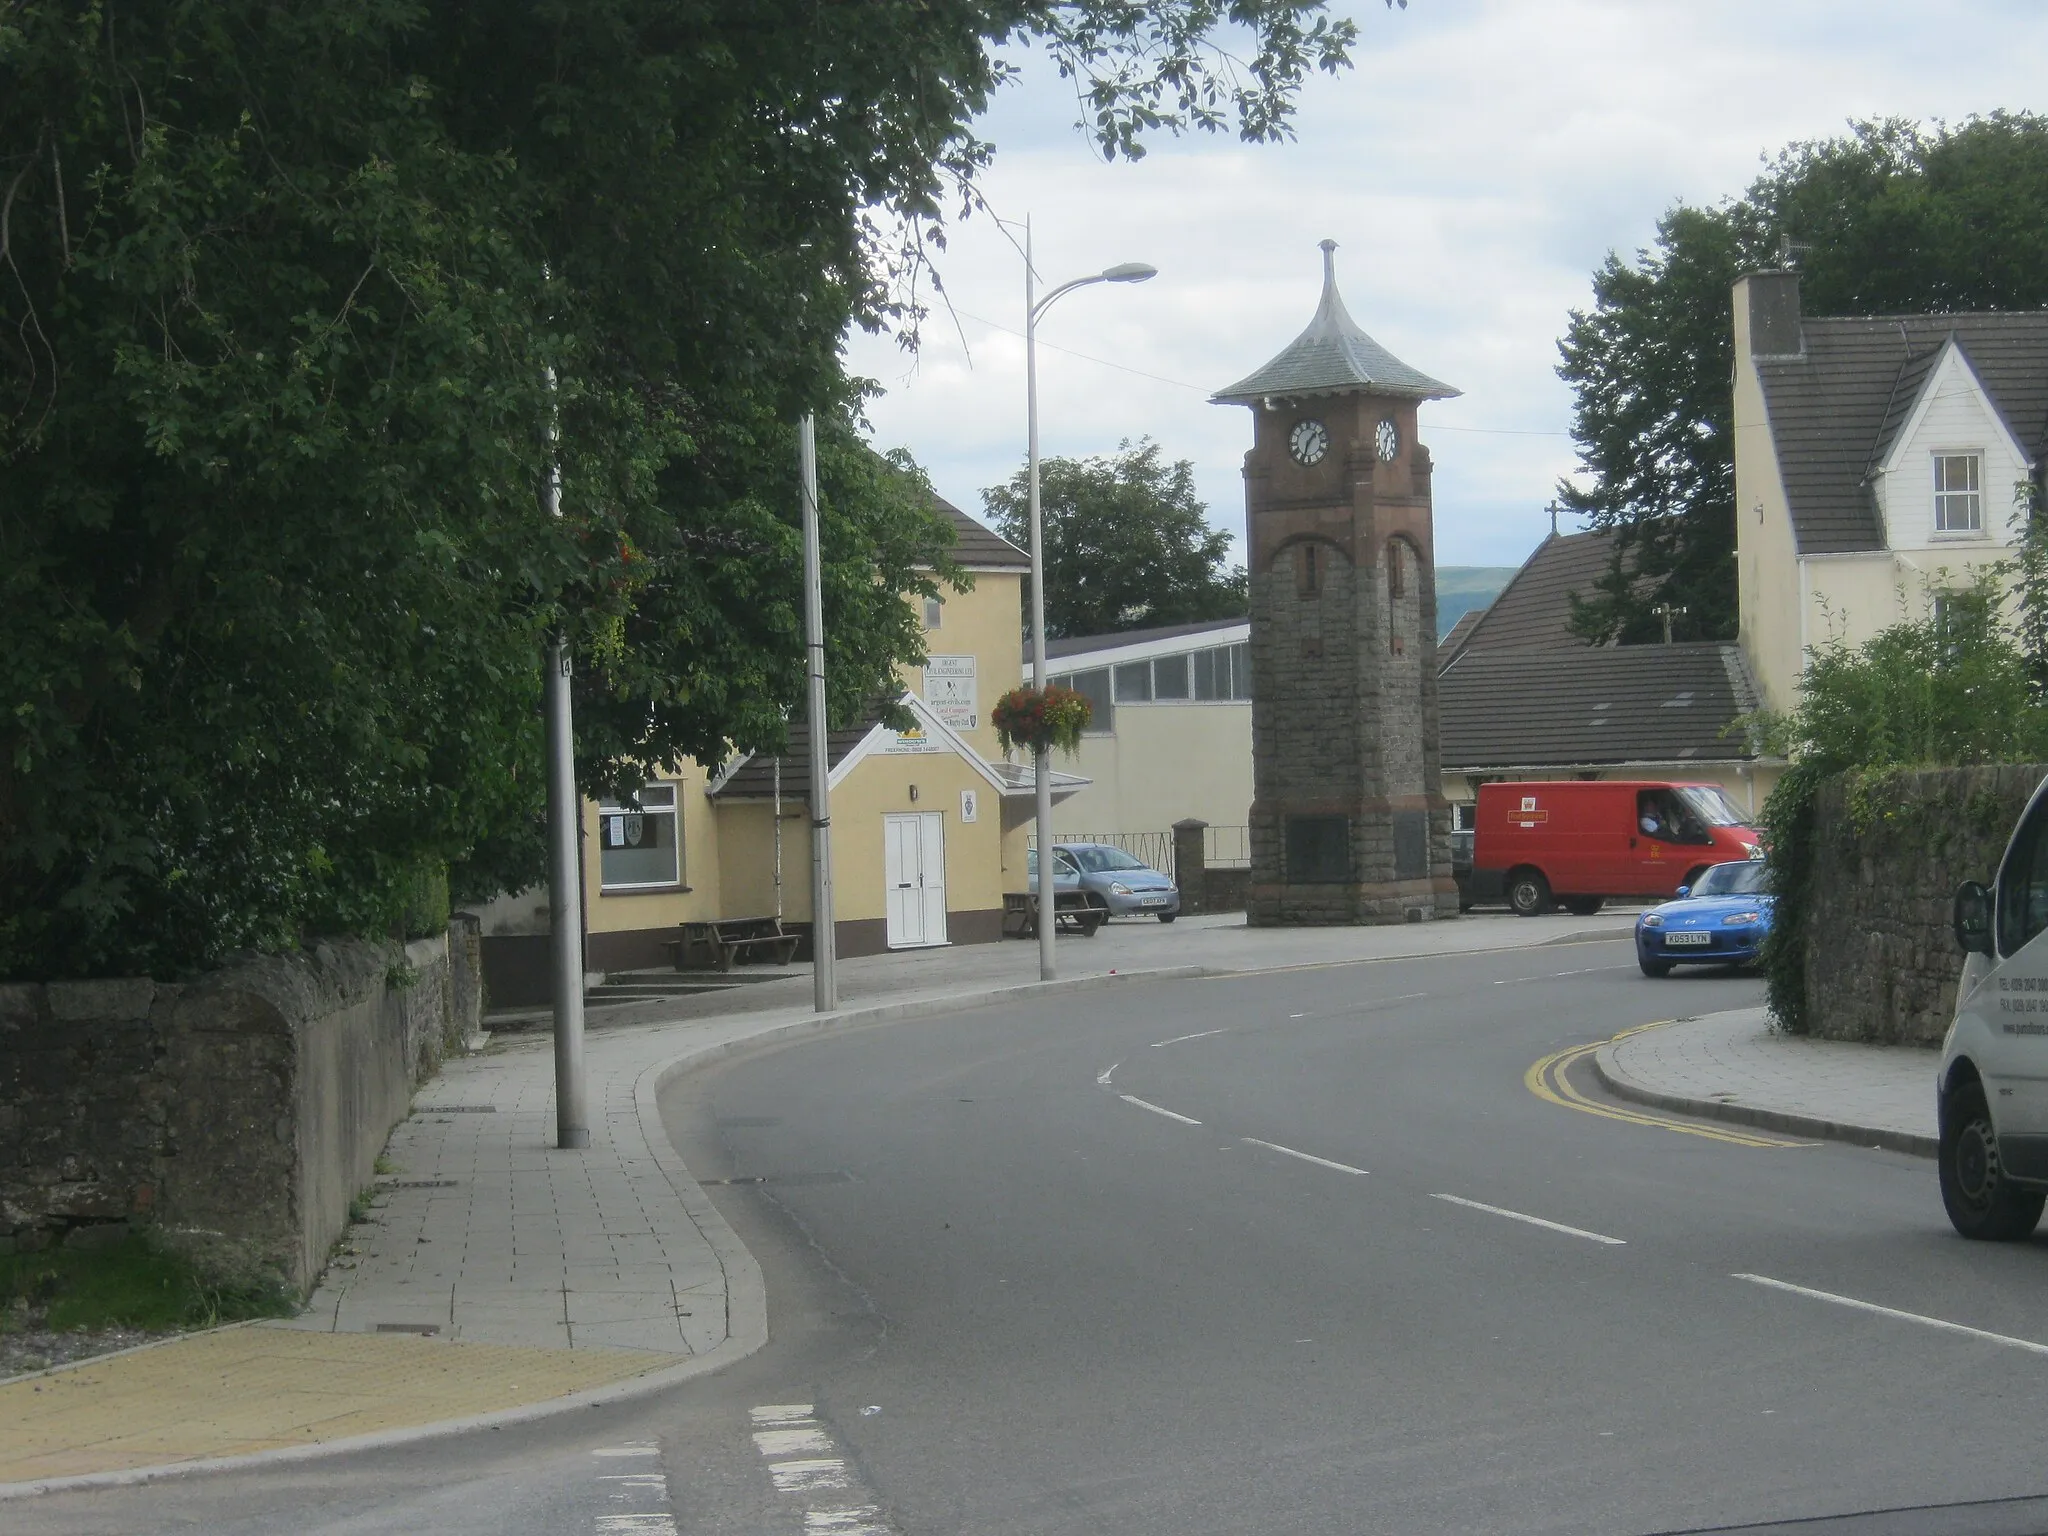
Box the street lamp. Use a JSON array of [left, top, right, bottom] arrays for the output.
[[1023, 219, 1156, 981]]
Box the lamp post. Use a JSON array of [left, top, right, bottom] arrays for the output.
[[1023, 217, 1156, 981]]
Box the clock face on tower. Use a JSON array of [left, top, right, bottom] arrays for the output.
[[1375, 418, 1399, 462], [1288, 419, 1329, 466]]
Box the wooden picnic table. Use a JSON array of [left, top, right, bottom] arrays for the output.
[[666, 917, 804, 972], [1002, 889, 1108, 939]]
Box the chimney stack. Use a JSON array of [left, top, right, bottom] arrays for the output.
[[1738, 270, 1803, 359]]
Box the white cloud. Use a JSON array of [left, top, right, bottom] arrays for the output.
[[843, 0, 2048, 568]]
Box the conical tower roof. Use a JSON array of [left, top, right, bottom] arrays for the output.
[[1212, 240, 1458, 406]]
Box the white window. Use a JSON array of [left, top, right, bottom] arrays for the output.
[[1113, 661, 1153, 702], [922, 595, 944, 629], [1152, 653, 1190, 699], [1933, 452, 1983, 534], [598, 783, 681, 890]]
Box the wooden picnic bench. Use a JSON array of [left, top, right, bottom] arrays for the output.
[[665, 916, 804, 972], [1002, 889, 1109, 939]]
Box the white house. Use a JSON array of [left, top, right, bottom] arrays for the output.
[[1733, 270, 2048, 713]]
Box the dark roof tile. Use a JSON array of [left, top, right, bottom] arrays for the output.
[[934, 497, 1029, 570], [1757, 311, 2048, 555], [1438, 644, 1759, 769], [709, 715, 881, 801], [1444, 528, 1622, 656]]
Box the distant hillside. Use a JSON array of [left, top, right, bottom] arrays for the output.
[[1435, 566, 1518, 639]]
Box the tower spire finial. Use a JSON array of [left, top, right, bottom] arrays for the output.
[[1319, 238, 1338, 291]]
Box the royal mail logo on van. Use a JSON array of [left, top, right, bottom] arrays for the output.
[[1509, 794, 1548, 826]]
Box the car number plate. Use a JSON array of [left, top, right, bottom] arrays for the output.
[[1664, 931, 1712, 947], [1140, 896, 1167, 905]]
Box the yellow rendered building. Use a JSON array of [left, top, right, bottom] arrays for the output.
[[475, 502, 1080, 1005]]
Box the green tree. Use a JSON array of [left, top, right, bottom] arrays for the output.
[[0, 2, 1374, 980], [983, 438, 1245, 640], [1559, 113, 2048, 645]]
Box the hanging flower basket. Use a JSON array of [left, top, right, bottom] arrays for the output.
[[991, 683, 1092, 757]]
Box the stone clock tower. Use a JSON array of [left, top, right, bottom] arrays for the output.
[[1212, 241, 1460, 925]]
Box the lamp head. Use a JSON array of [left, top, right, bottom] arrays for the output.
[[1101, 262, 1157, 284]]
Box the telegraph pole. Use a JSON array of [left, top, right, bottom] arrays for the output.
[[543, 362, 589, 1149], [800, 415, 838, 1012]]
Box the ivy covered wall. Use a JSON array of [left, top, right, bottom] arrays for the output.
[[1766, 763, 2046, 1044]]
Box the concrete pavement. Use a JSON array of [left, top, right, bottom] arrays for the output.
[[1, 908, 1639, 1494], [1595, 1005, 1938, 1156]]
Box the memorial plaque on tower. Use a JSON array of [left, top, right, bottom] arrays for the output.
[[1211, 241, 1461, 925]]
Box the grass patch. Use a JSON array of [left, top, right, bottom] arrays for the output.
[[0, 1233, 294, 1334]]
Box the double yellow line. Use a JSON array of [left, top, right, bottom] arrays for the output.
[[1525, 1022, 1810, 1149]]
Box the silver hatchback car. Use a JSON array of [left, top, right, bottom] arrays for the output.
[[1053, 842, 1181, 922]]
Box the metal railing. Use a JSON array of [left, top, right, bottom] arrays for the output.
[[1026, 825, 1254, 879], [1028, 829, 1177, 879], [1204, 825, 1251, 869]]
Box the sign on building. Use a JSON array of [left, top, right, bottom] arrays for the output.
[[923, 655, 977, 732]]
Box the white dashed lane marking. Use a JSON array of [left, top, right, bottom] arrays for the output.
[[1242, 1137, 1367, 1176], [1733, 1273, 2048, 1356], [1430, 1192, 1627, 1246], [1119, 1093, 1202, 1126], [588, 1441, 677, 1535], [750, 1402, 898, 1532], [1150, 1027, 1228, 1048]]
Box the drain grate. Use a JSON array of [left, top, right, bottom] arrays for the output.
[[374, 1322, 441, 1335], [378, 1178, 460, 1189], [418, 1105, 496, 1113], [699, 1172, 852, 1187]]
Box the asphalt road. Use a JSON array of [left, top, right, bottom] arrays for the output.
[[26, 932, 2048, 1535]]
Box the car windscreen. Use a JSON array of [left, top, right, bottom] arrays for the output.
[[1676, 785, 1751, 828], [1692, 861, 1768, 896], [1066, 845, 1148, 873]]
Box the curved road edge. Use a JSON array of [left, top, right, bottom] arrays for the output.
[[1593, 1016, 1937, 1159]]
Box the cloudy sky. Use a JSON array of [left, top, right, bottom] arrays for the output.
[[840, 0, 2048, 572]]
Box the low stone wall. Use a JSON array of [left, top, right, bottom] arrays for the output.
[[0, 933, 477, 1291], [1197, 867, 1252, 914], [1803, 763, 2046, 1046]]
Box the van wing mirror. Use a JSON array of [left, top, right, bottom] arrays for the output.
[[1954, 881, 1995, 956]]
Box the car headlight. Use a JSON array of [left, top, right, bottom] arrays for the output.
[[1640, 914, 1663, 929], [1109, 882, 1133, 896], [1722, 911, 1761, 926]]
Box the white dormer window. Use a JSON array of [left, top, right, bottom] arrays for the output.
[[1933, 452, 1983, 535]]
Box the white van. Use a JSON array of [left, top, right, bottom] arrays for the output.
[[1941, 774, 2048, 1238]]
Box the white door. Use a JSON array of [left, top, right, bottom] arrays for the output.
[[884, 813, 947, 949], [917, 812, 947, 945]]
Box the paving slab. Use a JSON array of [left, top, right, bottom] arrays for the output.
[[0, 1328, 665, 1483], [1596, 1005, 1939, 1155]]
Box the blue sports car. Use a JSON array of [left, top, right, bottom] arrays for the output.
[[1635, 858, 1772, 977]]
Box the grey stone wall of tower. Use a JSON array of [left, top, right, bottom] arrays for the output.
[[1212, 242, 1461, 925]]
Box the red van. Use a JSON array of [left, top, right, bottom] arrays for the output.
[[1468, 780, 1761, 917]]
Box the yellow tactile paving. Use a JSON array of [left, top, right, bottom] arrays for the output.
[[0, 1324, 668, 1482]]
